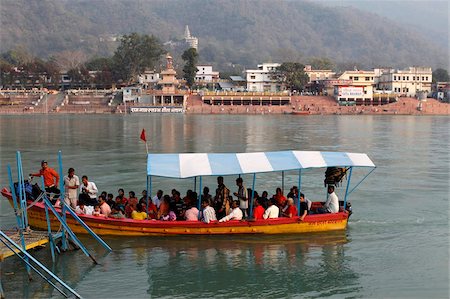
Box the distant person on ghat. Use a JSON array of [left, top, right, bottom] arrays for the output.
[[30, 160, 60, 203]]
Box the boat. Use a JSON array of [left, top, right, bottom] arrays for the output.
[[2, 150, 375, 236]]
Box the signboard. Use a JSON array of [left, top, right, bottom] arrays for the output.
[[324, 79, 353, 87], [338, 86, 364, 97], [130, 106, 184, 113]]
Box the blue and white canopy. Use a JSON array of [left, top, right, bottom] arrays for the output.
[[147, 150, 375, 179]]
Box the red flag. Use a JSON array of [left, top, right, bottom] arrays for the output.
[[140, 129, 146, 142]]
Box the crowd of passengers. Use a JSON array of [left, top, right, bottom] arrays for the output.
[[72, 176, 340, 222], [31, 162, 340, 223]]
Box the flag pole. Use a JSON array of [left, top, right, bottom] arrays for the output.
[[145, 141, 149, 155]]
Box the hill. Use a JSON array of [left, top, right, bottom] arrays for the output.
[[0, 0, 447, 71]]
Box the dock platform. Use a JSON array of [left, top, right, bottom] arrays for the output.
[[0, 229, 48, 261]]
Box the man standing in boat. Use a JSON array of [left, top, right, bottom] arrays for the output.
[[214, 176, 230, 219], [30, 160, 60, 204], [233, 177, 248, 218], [63, 167, 79, 209]]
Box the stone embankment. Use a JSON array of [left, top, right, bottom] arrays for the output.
[[185, 96, 450, 115], [0, 92, 448, 115]]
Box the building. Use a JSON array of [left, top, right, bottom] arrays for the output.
[[246, 63, 282, 92], [304, 65, 336, 82], [138, 70, 160, 89], [184, 25, 198, 50], [377, 67, 432, 97], [334, 70, 376, 105], [195, 65, 219, 82]]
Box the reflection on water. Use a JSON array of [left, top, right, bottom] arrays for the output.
[[2, 232, 361, 298]]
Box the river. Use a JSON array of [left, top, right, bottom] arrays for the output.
[[0, 114, 448, 298]]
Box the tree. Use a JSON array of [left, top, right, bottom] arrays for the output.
[[274, 62, 309, 92], [432, 68, 449, 82], [112, 33, 165, 84], [181, 48, 198, 88], [307, 57, 335, 70]]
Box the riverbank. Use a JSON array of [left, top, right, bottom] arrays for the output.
[[0, 95, 448, 115]]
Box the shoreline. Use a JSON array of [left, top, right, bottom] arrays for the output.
[[0, 96, 448, 115]]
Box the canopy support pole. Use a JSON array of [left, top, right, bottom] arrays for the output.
[[58, 151, 69, 251], [194, 177, 197, 192], [297, 169, 302, 216], [343, 167, 353, 210], [281, 171, 285, 194], [347, 167, 376, 196], [146, 175, 151, 219], [249, 173, 256, 219], [197, 176, 202, 219]]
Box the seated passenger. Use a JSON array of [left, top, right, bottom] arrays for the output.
[[160, 210, 177, 221], [282, 197, 297, 218], [263, 198, 279, 219], [219, 200, 243, 222], [298, 193, 308, 221], [92, 205, 104, 217], [201, 198, 217, 224], [116, 188, 128, 206], [253, 197, 265, 220], [317, 186, 339, 214], [106, 193, 115, 208], [98, 195, 111, 217], [125, 191, 139, 218], [109, 206, 125, 219], [185, 201, 199, 221], [170, 191, 186, 220], [273, 187, 286, 208], [202, 186, 212, 205], [158, 195, 171, 220], [131, 203, 148, 220]]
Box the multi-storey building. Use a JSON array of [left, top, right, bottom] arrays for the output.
[[195, 65, 219, 82], [378, 67, 432, 97], [245, 63, 282, 92], [304, 65, 336, 82], [334, 70, 376, 104]]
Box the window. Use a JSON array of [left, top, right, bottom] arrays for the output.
[[422, 76, 425, 81], [413, 76, 415, 80], [349, 76, 353, 79], [365, 77, 370, 81], [426, 76, 428, 81], [403, 76, 406, 80], [394, 76, 397, 80], [354, 77, 359, 81], [250, 75, 256, 80], [406, 76, 409, 80]]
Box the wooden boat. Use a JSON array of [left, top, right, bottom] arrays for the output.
[[2, 150, 375, 236]]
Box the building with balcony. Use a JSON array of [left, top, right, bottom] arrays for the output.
[[245, 63, 282, 92], [195, 65, 219, 82], [377, 67, 432, 97]]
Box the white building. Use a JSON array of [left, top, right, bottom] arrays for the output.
[[195, 65, 219, 82], [246, 63, 282, 92], [138, 70, 160, 88], [304, 65, 336, 83], [378, 67, 432, 97]]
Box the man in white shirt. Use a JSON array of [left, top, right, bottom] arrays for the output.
[[64, 167, 79, 209], [201, 198, 217, 224], [219, 200, 243, 222], [319, 185, 339, 213], [152, 189, 163, 208], [233, 177, 248, 218], [263, 198, 280, 219], [79, 175, 98, 206]]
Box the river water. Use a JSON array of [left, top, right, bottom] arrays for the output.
[[0, 114, 448, 298]]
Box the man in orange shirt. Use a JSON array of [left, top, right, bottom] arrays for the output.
[[253, 197, 265, 220], [30, 160, 60, 203]]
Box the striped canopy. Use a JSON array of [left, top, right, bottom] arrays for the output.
[[147, 151, 375, 179]]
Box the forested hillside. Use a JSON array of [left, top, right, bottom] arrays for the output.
[[1, 0, 447, 71]]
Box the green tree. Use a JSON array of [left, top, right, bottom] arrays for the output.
[[113, 33, 165, 83], [307, 57, 335, 70], [275, 62, 309, 92], [182, 48, 199, 88], [432, 68, 449, 82]]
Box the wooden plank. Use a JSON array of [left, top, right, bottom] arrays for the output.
[[0, 229, 48, 261]]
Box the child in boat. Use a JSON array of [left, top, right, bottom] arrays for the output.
[[92, 205, 105, 217], [131, 203, 147, 220], [75, 200, 93, 215], [109, 206, 125, 219], [219, 200, 243, 222]]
